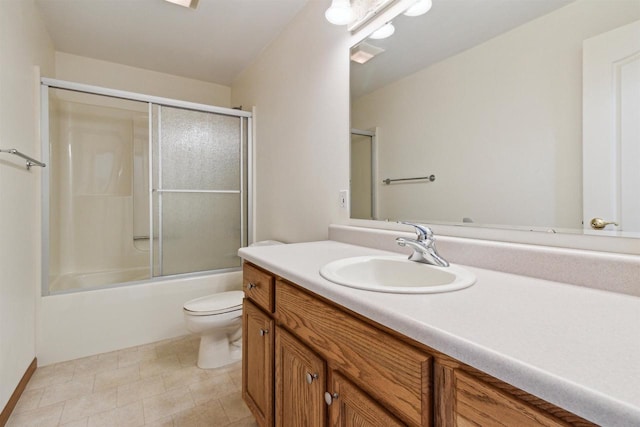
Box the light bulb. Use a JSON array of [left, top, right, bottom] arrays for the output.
[[369, 23, 395, 39], [403, 0, 432, 17], [325, 0, 354, 26]]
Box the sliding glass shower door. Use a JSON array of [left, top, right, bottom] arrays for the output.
[[42, 80, 250, 295], [152, 106, 245, 276]]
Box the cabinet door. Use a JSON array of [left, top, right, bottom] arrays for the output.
[[276, 280, 431, 426], [275, 327, 326, 427], [328, 371, 405, 427], [243, 300, 274, 427], [435, 361, 571, 427]]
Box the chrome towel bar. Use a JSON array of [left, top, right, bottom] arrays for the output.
[[0, 148, 46, 169], [383, 174, 435, 185]]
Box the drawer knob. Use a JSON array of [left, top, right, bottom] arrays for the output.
[[305, 373, 318, 384], [259, 329, 269, 336], [247, 282, 257, 290], [324, 392, 339, 406]]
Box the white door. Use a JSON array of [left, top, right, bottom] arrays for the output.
[[583, 19, 640, 233]]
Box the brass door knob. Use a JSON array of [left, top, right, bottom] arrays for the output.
[[590, 218, 619, 230]]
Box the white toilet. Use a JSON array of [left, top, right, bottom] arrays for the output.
[[183, 290, 244, 369], [183, 240, 284, 369]]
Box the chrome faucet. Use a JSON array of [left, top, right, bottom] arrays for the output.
[[396, 221, 450, 267]]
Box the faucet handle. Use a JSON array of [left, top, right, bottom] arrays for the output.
[[398, 221, 433, 241]]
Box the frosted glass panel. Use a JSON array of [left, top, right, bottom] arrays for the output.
[[160, 193, 241, 275], [160, 107, 240, 191]]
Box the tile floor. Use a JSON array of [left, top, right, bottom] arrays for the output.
[[7, 336, 257, 427]]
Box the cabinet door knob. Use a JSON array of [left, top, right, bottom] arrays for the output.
[[324, 392, 339, 406], [305, 373, 318, 384], [247, 282, 257, 290], [259, 329, 269, 336]]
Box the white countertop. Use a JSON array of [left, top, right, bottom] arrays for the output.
[[239, 240, 640, 426]]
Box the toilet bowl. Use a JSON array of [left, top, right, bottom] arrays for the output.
[[183, 290, 244, 369], [184, 240, 284, 369]]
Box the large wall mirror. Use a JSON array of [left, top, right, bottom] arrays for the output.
[[350, 0, 640, 238]]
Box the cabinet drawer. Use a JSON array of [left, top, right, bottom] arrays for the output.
[[276, 280, 432, 427], [243, 263, 274, 313]]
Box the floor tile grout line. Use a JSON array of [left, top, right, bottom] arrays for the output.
[[57, 399, 67, 427], [9, 336, 250, 427]]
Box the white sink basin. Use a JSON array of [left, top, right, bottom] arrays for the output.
[[319, 255, 476, 294]]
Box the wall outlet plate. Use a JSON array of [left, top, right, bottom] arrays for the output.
[[339, 190, 348, 209]]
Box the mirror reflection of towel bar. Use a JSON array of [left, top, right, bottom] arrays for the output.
[[0, 148, 46, 169], [383, 174, 435, 184]]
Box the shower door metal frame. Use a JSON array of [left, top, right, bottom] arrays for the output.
[[40, 78, 253, 296]]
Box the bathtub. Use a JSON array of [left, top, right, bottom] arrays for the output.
[[49, 267, 150, 292], [37, 270, 242, 366]]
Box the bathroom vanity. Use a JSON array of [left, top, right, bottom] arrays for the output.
[[239, 240, 640, 426]]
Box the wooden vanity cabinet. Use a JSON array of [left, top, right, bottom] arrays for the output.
[[242, 262, 596, 427], [242, 262, 276, 427]]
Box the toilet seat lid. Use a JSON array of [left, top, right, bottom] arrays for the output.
[[183, 291, 244, 316]]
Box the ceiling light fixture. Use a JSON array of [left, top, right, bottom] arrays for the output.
[[369, 22, 395, 39], [403, 0, 432, 17], [164, 0, 199, 10], [350, 42, 385, 64], [325, 0, 354, 26]]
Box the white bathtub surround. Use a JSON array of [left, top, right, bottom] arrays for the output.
[[239, 240, 640, 426], [49, 267, 150, 292], [329, 224, 640, 297], [37, 271, 241, 366]]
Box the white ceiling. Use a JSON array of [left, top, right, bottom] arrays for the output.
[[35, 0, 310, 86], [36, 0, 575, 92], [351, 0, 574, 99]]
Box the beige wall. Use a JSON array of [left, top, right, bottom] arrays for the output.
[[0, 0, 54, 411], [55, 52, 232, 107], [352, 0, 640, 229], [231, 0, 351, 243]]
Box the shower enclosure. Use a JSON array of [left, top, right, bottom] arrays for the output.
[[41, 79, 251, 295]]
